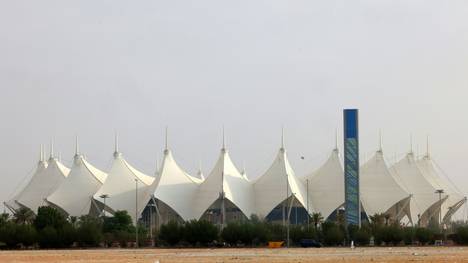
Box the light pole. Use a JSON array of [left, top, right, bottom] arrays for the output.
[[99, 194, 109, 217], [147, 202, 157, 246], [135, 178, 139, 248], [435, 189, 444, 227]]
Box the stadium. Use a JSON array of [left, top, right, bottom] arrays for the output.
[[4, 131, 466, 230]]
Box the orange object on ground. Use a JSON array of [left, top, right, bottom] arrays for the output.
[[268, 241, 284, 248]]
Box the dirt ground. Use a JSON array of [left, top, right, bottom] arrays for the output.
[[1, 247, 468, 263]]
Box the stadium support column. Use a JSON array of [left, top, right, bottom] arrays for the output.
[[343, 109, 361, 227]]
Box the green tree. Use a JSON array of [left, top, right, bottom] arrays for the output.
[[15, 224, 37, 247], [102, 211, 133, 233], [454, 226, 468, 245], [183, 220, 218, 246], [159, 220, 183, 246], [322, 221, 344, 246], [38, 226, 60, 248], [311, 212, 324, 231], [415, 227, 434, 245], [33, 206, 67, 230], [77, 215, 102, 247]]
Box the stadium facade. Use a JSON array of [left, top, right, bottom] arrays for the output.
[[4, 133, 466, 228]]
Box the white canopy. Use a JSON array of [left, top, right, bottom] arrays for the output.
[[303, 149, 344, 220], [94, 151, 155, 223], [390, 152, 444, 225], [417, 155, 466, 222], [254, 147, 312, 219], [192, 148, 255, 220], [15, 155, 70, 214], [48, 153, 107, 217], [152, 149, 203, 221], [361, 150, 411, 220]]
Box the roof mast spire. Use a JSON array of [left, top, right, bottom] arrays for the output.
[[334, 128, 338, 151], [165, 126, 168, 151], [50, 139, 54, 159], [115, 132, 118, 153], [378, 129, 383, 152], [155, 154, 159, 176], [426, 135, 430, 158], [39, 144, 44, 162], [281, 126, 285, 150], [222, 125, 226, 150], [409, 133, 413, 154], [75, 135, 79, 156]]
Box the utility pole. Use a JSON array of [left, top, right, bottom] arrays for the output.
[[135, 179, 139, 248], [99, 194, 109, 217], [435, 189, 444, 226], [306, 179, 310, 230], [286, 172, 290, 248]]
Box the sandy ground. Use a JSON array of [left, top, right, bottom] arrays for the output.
[[1, 247, 468, 263]]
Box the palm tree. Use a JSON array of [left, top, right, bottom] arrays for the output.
[[311, 212, 324, 231], [384, 214, 391, 226], [13, 207, 35, 224], [0, 212, 9, 224], [69, 216, 78, 227], [369, 213, 385, 227]]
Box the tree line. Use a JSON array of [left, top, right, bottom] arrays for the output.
[[2, 207, 468, 249]]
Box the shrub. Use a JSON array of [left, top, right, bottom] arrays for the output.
[[38, 226, 60, 248], [321, 222, 344, 246], [454, 226, 468, 245], [15, 224, 37, 247], [34, 207, 67, 230], [102, 211, 133, 233], [77, 216, 102, 247], [183, 220, 218, 246], [354, 229, 371, 246], [221, 222, 243, 245], [251, 221, 270, 245], [402, 227, 415, 245], [415, 227, 434, 245], [159, 220, 183, 246]]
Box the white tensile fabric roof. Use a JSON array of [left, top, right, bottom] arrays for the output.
[[94, 151, 155, 223], [254, 147, 312, 219], [15, 156, 70, 214], [48, 153, 107, 217], [152, 149, 203, 221], [303, 149, 344, 220], [417, 155, 465, 222], [361, 150, 411, 218], [5, 158, 48, 212], [390, 152, 441, 224], [192, 148, 255, 220]]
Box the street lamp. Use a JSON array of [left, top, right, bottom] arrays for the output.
[[147, 202, 157, 245], [435, 189, 444, 226], [99, 194, 109, 217], [135, 178, 139, 248]]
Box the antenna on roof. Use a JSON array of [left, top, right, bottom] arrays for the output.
[[165, 126, 168, 151], [222, 125, 226, 150], [75, 135, 79, 156], [281, 126, 285, 149]]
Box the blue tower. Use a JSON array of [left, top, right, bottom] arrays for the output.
[[343, 109, 360, 226]]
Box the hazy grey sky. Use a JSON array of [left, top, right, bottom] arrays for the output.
[[1, 1, 468, 208]]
